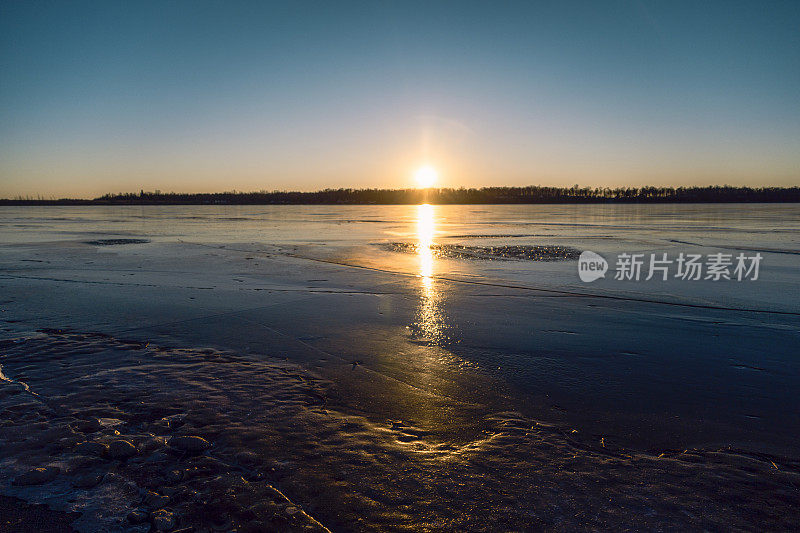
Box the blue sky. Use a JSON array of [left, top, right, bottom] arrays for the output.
[[1, 1, 798, 197]]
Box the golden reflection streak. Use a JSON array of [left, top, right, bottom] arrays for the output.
[[415, 204, 445, 343], [418, 204, 435, 280]]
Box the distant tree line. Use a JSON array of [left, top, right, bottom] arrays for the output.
[[2, 185, 800, 205]]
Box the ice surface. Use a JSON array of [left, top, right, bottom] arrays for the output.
[[0, 204, 799, 530]]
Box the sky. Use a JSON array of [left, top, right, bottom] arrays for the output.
[[1, 1, 798, 198]]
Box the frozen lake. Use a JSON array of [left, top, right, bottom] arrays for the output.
[[1, 203, 799, 530]]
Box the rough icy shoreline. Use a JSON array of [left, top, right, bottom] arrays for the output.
[[2, 328, 799, 531]]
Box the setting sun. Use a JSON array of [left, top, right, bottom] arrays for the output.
[[414, 165, 438, 188]]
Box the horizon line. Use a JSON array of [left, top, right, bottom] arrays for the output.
[[2, 184, 800, 204]]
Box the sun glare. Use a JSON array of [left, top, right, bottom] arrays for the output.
[[414, 165, 438, 188]]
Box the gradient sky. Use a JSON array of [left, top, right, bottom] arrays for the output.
[[1, 1, 798, 198]]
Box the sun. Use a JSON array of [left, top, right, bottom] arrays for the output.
[[414, 165, 438, 188]]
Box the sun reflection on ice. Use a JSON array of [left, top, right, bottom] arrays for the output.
[[418, 204, 435, 279], [414, 204, 446, 344]]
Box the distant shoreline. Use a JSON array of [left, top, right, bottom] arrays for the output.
[[2, 185, 799, 205]]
